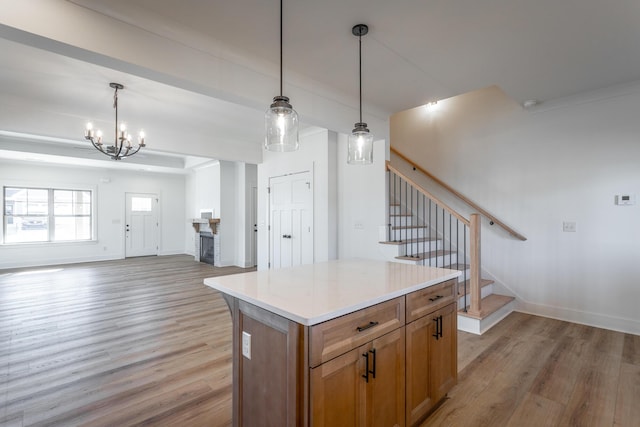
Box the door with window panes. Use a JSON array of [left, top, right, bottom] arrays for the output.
[[125, 193, 158, 257]]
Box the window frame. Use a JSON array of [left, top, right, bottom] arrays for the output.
[[2, 185, 96, 245]]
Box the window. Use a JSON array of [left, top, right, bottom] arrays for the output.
[[131, 196, 152, 212], [3, 187, 93, 244]]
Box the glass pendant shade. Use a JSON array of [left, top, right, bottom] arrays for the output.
[[347, 122, 374, 165], [265, 96, 299, 152]]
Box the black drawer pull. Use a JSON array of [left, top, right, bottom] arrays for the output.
[[356, 321, 379, 332], [429, 295, 444, 302]]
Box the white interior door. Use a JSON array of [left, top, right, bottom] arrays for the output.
[[125, 193, 159, 258], [269, 172, 313, 269], [251, 186, 257, 267]]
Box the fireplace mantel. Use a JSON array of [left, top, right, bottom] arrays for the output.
[[191, 218, 220, 234]]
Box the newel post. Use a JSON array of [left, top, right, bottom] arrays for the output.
[[468, 213, 482, 316]]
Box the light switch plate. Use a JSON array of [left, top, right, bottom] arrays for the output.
[[563, 221, 577, 232]]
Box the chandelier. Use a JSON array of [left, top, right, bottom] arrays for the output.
[[85, 82, 146, 160]]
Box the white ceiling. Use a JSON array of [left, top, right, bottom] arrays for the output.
[[2, 0, 640, 172]]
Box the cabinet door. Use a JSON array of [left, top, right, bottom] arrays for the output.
[[429, 302, 457, 403], [310, 346, 367, 427], [367, 327, 405, 427], [405, 314, 435, 426], [406, 302, 458, 426]]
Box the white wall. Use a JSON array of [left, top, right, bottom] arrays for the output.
[[0, 160, 186, 269], [391, 84, 640, 335], [337, 135, 389, 261], [256, 128, 338, 270]]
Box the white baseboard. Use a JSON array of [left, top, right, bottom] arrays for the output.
[[515, 300, 640, 336], [0, 254, 122, 270]]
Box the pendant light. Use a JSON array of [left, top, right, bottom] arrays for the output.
[[348, 24, 373, 165], [265, 0, 299, 152]]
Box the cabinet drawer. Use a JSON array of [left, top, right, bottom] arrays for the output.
[[406, 279, 457, 323], [309, 297, 405, 367]]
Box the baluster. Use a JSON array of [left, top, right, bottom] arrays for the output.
[[398, 175, 402, 244], [422, 192, 426, 266], [393, 173, 398, 241], [429, 198, 432, 267], [449, 212, 452, 268], [435, 203, 438, 268], [463, 226, 467, 312], [442, 208, 447, 267], [387, 170, 391, 242]]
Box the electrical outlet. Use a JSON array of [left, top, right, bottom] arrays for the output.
[[242, 331, 251, 359], [562, 221, 577, 232]]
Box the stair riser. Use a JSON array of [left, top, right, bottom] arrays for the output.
[[457, 299, 516, 335], [389, 228, 429, 240], [388, 216, 419, 227], [396, 241, 441, 255]]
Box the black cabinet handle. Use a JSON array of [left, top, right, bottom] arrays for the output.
[[432, 315, 444, 339], [362, 352, 370, 382], [356, 321, 379, 332], [369, 349, 376, 379], [429, 295, 443, 302]]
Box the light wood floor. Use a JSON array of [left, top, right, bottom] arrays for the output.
[[1, 255, 638, 426]]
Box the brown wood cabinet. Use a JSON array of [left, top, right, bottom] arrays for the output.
[[311, 327, 406, 427], [222, 278, 457, 427], [406, 287, 458, 426]]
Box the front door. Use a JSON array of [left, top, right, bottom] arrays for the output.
[[125, 193, 158, 257], [269, 172, 313, 269]]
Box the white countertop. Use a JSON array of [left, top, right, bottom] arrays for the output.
[[204, 259, 461, 326]]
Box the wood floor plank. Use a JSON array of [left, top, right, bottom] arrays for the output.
[[559, 352, 620, 426], [505, 392, 565, 427], [529, 336, 590, 405], [622, 333, 640, 366], [613, 362, 640, 426]]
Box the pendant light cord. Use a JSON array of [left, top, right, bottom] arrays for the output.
[[280, 0, 283, 97], [358, 32, 362, 124]]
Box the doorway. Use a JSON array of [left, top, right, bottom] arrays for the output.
[[269, 171, 313, 269], [125, 193, 159, 257]]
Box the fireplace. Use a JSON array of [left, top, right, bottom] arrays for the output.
[[200, 232, 215, 265], [191, 217, 221, 265]]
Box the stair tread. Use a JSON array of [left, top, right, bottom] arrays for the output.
[[379, 237, 439, 245], [457, 279, 494, 296], [391, 225, 428, 230], [458, 294, 515, 320], [389, 213, 412, 217], [395, 249, 454, 261]]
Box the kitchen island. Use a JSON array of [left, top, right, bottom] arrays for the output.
[[204, 259, 461, 427]]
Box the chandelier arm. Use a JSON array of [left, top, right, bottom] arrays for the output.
[[86, 137, 115, 158]]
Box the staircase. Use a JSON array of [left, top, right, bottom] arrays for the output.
[[380, 159, 517, 335]]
